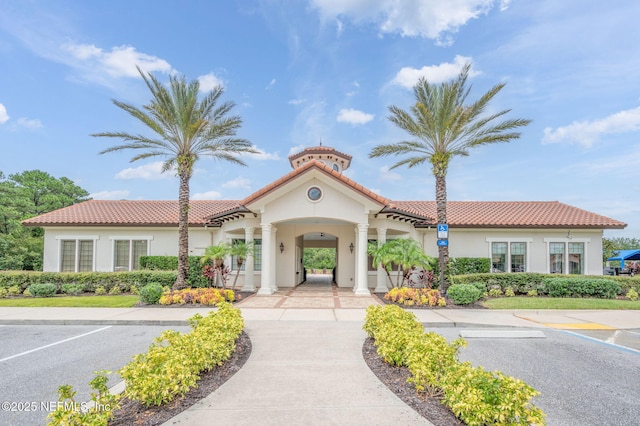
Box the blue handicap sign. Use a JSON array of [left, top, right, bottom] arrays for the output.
[[437, 239, 449, 247], [437, 224, 448, 239]]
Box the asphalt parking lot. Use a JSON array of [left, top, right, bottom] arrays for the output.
[[0, 324, 188, 426], [432, 327, 640, 426]]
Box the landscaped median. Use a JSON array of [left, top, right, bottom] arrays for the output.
[[363, 304, 546, 425], [46, 302, 246, 426]]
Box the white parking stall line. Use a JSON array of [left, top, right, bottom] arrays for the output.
[[0, 326, 112, 363]]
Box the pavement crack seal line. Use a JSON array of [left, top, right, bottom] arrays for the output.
[[0, 325, 112, 363]]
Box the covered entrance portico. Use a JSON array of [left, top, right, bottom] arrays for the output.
[[204, 145, 424, 296]]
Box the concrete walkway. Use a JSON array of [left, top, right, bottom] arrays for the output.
[[1, 283, 640, 425]]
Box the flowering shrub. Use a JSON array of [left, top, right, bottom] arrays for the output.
[[384, 287, 446, 307], [159, 288, 237, 305]]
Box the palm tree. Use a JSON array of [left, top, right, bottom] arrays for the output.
[[201, 243, 231, 288], [370, 63, 530, 293], [368, 239, 432, 288], [229, 240, 253, 290], [93, 67, 257, 289]]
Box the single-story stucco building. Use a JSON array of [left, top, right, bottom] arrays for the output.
[[22, 145, 626, 295]]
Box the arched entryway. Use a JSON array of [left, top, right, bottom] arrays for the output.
[[300, 231, 337, 286]]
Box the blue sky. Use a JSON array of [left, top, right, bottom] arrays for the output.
[[1, 1, 639, 238]]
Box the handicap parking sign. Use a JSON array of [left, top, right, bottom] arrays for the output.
[[437, 224, 448, 239]]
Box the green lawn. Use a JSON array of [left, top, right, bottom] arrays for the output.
[[482, 296, 640, 310], [0, 295, 139, 308]]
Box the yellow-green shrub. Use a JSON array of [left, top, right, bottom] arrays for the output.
[[363, 305, 423, 366], [363, 305, 546, 425], [626, 288, 638, 301], [440, 362, 545, 426], [119, 302, 243, 407]]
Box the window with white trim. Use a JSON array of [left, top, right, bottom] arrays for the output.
[[113, 240, 148, 271], [490, 241, 527, 273], [60, 240, 94, 272], [546, 241, 586, 274], [231, 239, 262, 271]]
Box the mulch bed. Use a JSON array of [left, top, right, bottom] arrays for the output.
[[109, 331, 251, 426], [362, 337, 464, 426]]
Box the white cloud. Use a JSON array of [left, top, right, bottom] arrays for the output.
[[499, 0, 512, 11], [222, 177, 252, 190], [265, 78, 276, 90], [391, 55, 478, 88], [90, 190, 130, 200], [310, 0, 496, 43], [288, 98, 305, 105], [379, 165, 402, 181], [198, 72, 224, 92], [336, 108, 374, 125], [17, 118, 43, 129], [115, 161, 172, 180], [62, 43, 174, 78], [289, 144, 306, 155], [192, 190, 222, 200], [0, 103, 9, 124], [241, 145, 280, 161], [543, 106, 640, 147]]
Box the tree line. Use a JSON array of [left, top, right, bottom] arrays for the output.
[[0, 170, 89, 270]]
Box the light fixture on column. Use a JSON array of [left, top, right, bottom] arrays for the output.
[[280, 242, 285, 253], [349, 242, 354, 254]]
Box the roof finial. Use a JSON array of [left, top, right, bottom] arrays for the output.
[[319, 138, 322, 146]]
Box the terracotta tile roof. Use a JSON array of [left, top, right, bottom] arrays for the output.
[[241, 159, 390, 207], [390, 201, 627, 229], [288, 145, 352, 163], [21, 200, 241, 227]]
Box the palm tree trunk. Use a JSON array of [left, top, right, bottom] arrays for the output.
[[435, 172, 449, 293], [231, 258, 244, 290], [174, 171, 190, 290]]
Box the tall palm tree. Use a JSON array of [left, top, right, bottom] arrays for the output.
[[370, 63, 530, 293], [93, 67, 257, 289]]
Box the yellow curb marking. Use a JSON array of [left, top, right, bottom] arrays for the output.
[[543, 323, 615, 330]]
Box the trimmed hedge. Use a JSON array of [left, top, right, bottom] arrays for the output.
[[140, 256, 208, 287], [450, 272, 640, 296], [0, 271, 177, 293], [449, 257, 491, 275], [543, 277, 620, 299]]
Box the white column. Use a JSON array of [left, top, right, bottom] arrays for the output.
[[242, 227, 255, 292], [374, 227, 388, 293], [258, 223, 274, 295], [355, 223, 370, 295], [271, 225, 278, 291]]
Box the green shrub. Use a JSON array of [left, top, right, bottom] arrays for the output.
[[440, 362, 545, 425], [505, 286, 516, 297], [108, 284, 122, 295], [362, 304, 545, 425], [449, 257, 491, 275], [28, 283, 57, 297], [94, 285, 107, 295], [119, 303, 243, 406], [130, 285, 140, 295], [139, 283, 164, 305], [61, 283, 84, 295], [527, 289, 538, 297], [47, 370, 120, 426], [0, 287, 7, 298], [543, 277, 620, 299], [488, 287, 503, 297], [626, 288, 638, 301], [8, 285, 22, 296], [447, 284, 483, 305]]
